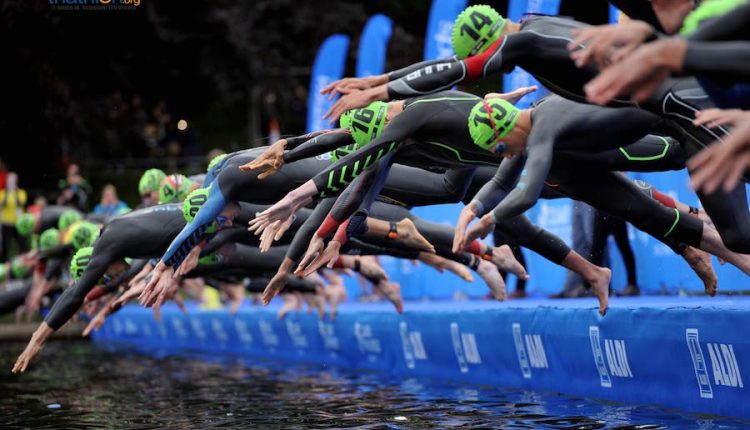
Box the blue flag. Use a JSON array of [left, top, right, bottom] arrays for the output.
[[307, 34, 350, 132], [356, 14, 393, 78], [423, 0, 468, 60]]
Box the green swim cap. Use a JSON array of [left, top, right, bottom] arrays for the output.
[[58, 210, 82, 231], [452, 5, 506, 60], [139, 168, 167, 195], [342, 101, 388, 148], [39, 228, 60, 250], [681, 0, 747, 35], [467, 98, 520, 151], [11, 257, 30, 279], [207, 153, 228, 172], [182, 187, 219, 233], [71, 221, 100, 250], [70, 246, 94, 281], [16, 213, 36, 237], [159, 174, 192, 204]]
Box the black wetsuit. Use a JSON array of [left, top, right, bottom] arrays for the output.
[[378, 15, 750, 252], [44, 204, 188, 330], [162, 145, 490, 269], [305, 92, 703, 259]]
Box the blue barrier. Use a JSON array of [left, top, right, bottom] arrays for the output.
[[93, 296, 750, 419]]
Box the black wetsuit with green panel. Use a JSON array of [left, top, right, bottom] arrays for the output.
[[379, 14, 750, 252], [307, 92, 702, 255]]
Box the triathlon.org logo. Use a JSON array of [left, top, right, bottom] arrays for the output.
[[48, 0, 141, 11]]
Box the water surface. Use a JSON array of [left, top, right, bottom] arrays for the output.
[[0, 341, 747, 429]]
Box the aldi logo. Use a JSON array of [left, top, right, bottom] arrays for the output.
[[513, 323, 549, 379], [687, 328, 744, 399], [589, 326, 633, 388]]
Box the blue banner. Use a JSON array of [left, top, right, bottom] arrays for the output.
[[423, 0, 468, 60], [95, 297, 750, 420], [356, 15, 393, 78], [306, 34, 350, 132], [610, 4, 620, 24], [503, 0, 561, 108]]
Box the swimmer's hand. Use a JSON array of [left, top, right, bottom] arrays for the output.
[[248, 185, 315, 236], [568, 21, 654, 69], [294, 234, 326, 277], [693, 108, 746, 129], [464, 214, 496, 245], [453, 204, 479, 254], [82, 305, 110, 337], [584, 39, 685, 105], [300, 241, 342, 277], [320, 75, 387, 100], [174, 246, 202, 278], [259, 215, 295, 252], [128, 262, 153, 289], [688, 115, 750, 194], [262, 270, 289, 305], [139, 261, 173, 308], [12, 323, 53, 373], [240, 139, 287, 180], [323, 86, 388, 125], [484, 85, 538, 105]]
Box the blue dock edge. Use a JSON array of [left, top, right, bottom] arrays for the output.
[[92, 296, 750, 420]]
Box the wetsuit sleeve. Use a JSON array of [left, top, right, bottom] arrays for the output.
[[343, 237, 421, 260], [43, 258, 64, 281], [386, 56, 459, 80], [44, 239, 119, 330], [201, 227, 250, 255], [160, 180, 223, 268], [688, 4, 750, 41], [283, 129, 354, 163], [386, 37, 505, 99], [311, 106, 429, 197], [488, 135, 554, 222], [284, 130, 331, 149], [470, 157, 525, 215], [683, 41, 750, 82]]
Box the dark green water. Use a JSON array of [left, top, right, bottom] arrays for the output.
[[1, 341, 748, 429]]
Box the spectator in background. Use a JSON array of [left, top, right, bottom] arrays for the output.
[[57, 163, 91, 211], [93, 184, 130, 217], [589, 209, 639, 296], [551, 201, 598, 298], [0, 172, 28, 260], [0, 159, 8, 190], [27, 196, 47, 217]]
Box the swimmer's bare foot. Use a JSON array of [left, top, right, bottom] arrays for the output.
[[395, 219, 435, 253], [375, 280, 403, 314], [277, 294, 298, 320], [324, 282, 346, 320], [476, 259, 506, 301], [492, 245, 529, 280], [310, 289, 326, 320], [586, 267, 611, 316], [418, 252, 473, 281], [681, 246, 718, 296]]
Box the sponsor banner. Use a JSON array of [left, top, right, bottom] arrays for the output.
[[356, 14, 393, 78], [306, 34, 350, 132], [423, 0, 468, 60], [96, 297, 750, 419]]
